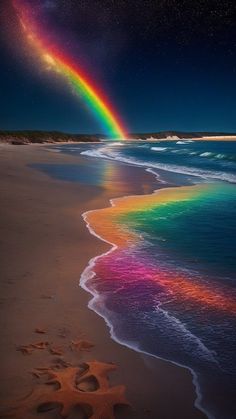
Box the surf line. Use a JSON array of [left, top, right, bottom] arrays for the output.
[[80, 183, 219, 419]]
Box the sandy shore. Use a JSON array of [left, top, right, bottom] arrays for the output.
[[0, 144, 207, 419]]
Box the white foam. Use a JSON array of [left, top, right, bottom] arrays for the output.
[[151, 146, 167, 151], [155, 305, 217, 363], [81, 148, 111, 159], [108, 142, 125, 146], [81, 147, 236, 183], [78, 144, 228, 419], [124, 153, 233, 182], [80, 203, 215, 419], [146, 168, 167, 184], [200, 152, 213, 157]]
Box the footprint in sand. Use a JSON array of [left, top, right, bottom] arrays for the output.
[[1, 361, 129, 419]]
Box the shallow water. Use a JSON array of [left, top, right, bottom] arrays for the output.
[[85, 183, 236, 419], [37, 141, 236, 419]]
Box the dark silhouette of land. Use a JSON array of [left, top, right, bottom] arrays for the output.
[[0, 130, 236, 144]]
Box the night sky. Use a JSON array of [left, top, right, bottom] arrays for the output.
[[1, 0, 236, 134]]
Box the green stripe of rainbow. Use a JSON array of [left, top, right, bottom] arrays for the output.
[[13, 0, 127, 140], [44, 51, 126, 140]]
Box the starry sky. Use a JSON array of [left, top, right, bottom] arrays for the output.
[[1, 0, 236, 134]]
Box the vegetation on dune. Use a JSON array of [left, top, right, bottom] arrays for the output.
[[0, 130, 102, 144]]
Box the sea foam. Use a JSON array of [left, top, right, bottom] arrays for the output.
[[81, 147, 236, 184]]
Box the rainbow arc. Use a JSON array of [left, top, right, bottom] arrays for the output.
[[13, 0, 127, 140]]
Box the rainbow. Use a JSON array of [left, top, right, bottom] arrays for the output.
[[13, 0, 126, 140]]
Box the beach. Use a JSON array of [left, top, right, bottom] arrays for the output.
[[0, 144, 207, 419]]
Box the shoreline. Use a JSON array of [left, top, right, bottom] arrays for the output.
[[81, 185, 213, 419], [148, 136, 236, 142], [0, 144, 207, 418], [1, 135, 236, 147], [81, 203, 209, 419], [80, 146, 236, 185]]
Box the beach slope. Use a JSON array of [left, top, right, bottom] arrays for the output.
[[0, 144, 207, 419]]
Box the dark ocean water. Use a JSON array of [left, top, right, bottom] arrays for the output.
[[36, 140, 236, 419], [80, 140, 236, 185]]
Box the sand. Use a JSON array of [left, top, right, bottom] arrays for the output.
[[0, 144, 207, 419]]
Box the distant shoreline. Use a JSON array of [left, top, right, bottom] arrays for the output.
[[141, 135, 236, 142], [1, 130, 236, 145]]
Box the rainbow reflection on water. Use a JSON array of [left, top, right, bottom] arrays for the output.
[[82, 183, 236, 419]]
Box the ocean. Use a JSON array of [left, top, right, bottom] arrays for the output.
[[35, 140, 236, 419]]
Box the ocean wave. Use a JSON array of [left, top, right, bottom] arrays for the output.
[[200, 152, 213, 157], [151, 146, 167, 151], [171, 148, 188, 153], [108, 142, 126, 146], [146, 168, 167, 184], [81, 148, 236, 184], [155, 148, 236, 162], [174, 149, 235, 162], [80, 199, 215, 419], [194, 151, 235, 162], [155, 305, 217, 364], [81, 148, 110, 159], [147, 145, 231, 158]]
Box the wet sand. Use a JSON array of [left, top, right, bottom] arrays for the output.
[[0, 144, 207, 419]]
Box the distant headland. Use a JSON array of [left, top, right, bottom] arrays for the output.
[[0, 130, 236, 145], [0, 131, 101, 145]]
